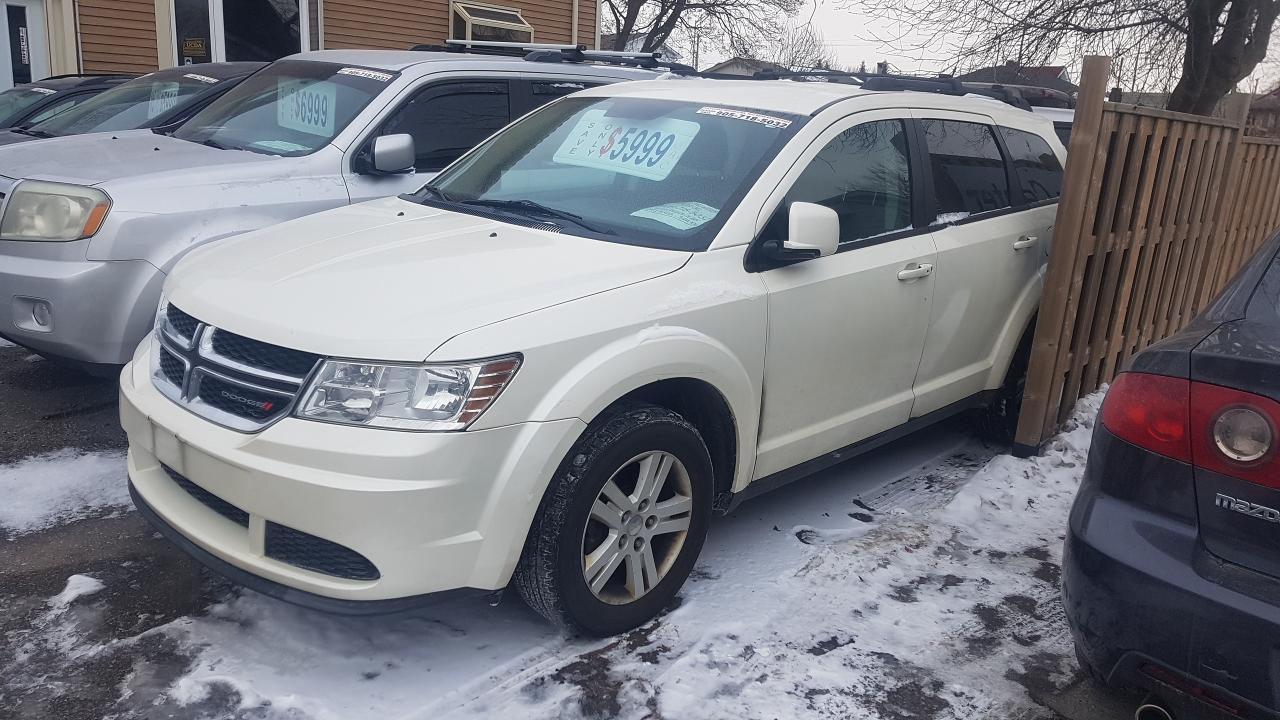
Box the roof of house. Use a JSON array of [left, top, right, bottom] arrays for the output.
[[956, 62, 1078, 94], [702, 57, 791, 75]]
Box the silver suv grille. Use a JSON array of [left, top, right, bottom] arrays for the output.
[[152, 304, 321, 432]]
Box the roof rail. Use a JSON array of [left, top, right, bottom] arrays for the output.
[[751, 69, 863, 84], [410, 40, 587, 57], [523, 47, 697, 74]]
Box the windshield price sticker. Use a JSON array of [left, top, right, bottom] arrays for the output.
[[338, 67, 394, 83], [277, 79, 337, 137], [30, 87, 55, 95], [147, 82, 181, 118], [553, 109, 700, 181], [183, 73, 219, 84], [631, 202, 718, 230], [696, 106, 791, 129]]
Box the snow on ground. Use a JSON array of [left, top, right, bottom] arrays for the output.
[[0, 337, 14, 348], [0, 450, 130, 536], [1, 396, 1105, 719], [49, 575, 106, 609]]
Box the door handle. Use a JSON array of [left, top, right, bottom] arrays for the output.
[[1013, 235, 1039, 251], [897, 263, 934, 281]]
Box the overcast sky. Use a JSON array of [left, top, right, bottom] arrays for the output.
[[734, 0, 1280, 94]]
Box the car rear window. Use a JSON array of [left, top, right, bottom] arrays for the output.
[[921, 119, 1010, 223], [999, 126, 1064, 204]]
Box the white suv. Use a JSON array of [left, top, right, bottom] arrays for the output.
[[120, 77, 1065, 635]]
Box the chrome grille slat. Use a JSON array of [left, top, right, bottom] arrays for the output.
[[152, 306, 320, 433]]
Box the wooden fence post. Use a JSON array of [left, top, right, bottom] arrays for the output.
[[1012, 55, 1112, 457], [1198, 92, 1252, 307]]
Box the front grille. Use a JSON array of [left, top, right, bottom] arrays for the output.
[[151, 305, 315, 432], [265, 523, 380, 581], [158, 346, 185, 386], [193, 373, 285, 421], [162, 465, 249, 527], [210, 330, 320, 378], [166, 305, 199, 342]]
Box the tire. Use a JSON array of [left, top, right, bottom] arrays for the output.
[[514, 402, 713, 636], [977, 330, 1033, 445]]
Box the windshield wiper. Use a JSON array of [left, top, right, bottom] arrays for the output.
[[458, 198, 615, 235], [14, 127, 53, 139], [418, 185, 453, 203]]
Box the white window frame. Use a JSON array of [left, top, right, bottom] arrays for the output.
[[449, 1, 534, 43], [169, 0, 320, 66]]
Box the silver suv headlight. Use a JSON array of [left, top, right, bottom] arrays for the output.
[[297, 355, 521, 431], [0, 180, 111, 241]]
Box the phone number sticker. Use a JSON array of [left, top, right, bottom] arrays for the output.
[[553, 108, 700, 181], [277, 79, 337, 137], [696, 106, 791, 129]]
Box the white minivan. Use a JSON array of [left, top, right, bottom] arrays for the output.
[[121, 77, 1064, 635]]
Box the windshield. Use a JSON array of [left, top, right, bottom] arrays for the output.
[[173, 60, 396, 156], [421, 97, 804, 251], [0, 87, 53, 123], [32, 71, 221, 136]]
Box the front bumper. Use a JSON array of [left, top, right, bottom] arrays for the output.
[[120, 348, 586, 605], [1064, 430, 1280, 717], [0, 245, 163, 365]]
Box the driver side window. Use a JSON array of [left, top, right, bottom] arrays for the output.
[[377, 81, 512, 172], [781, 119, 913, 244]]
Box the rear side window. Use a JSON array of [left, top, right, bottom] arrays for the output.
[[999, 126, 1063, 204], [378, 81, 511, 171], [781, 119, 913, 243], [921, 119, 1009, 222]]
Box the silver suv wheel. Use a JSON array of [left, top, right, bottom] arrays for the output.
[[582, 450, 693, 604]]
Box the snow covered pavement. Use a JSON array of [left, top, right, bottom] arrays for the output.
[[0, 379, 1130, 720]]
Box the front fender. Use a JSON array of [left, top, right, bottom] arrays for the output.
[[528, 325, 760, 491]]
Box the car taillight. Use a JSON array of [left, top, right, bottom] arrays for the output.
[[1101, 373, 1192, 463], [1190, 382, 1280, 489], [1102, 372, 1280, 488]]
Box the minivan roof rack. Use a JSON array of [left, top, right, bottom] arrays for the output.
[[411, 40, 587, 57], [523, 46, 698, 74]]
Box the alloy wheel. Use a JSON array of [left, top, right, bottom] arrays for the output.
[[580, 450, 693, 604]]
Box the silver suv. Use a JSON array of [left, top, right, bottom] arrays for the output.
[[0, 47, 658, 372]]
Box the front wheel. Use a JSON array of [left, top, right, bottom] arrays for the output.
[[514, 402, 713, 636]]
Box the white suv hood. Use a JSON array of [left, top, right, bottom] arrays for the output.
[[167, 197, 691, 361]]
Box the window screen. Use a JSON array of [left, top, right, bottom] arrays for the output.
[[921, 119, 1009, 222], [999, 126, 1063, 204], [782, 119, 912, 243], [379, 81, 511, 171]]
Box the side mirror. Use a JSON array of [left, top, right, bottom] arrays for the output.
[[370, 133, 415, 174], [781, 202, 840, 260]]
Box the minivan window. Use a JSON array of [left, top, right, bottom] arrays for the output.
[[922, 119, 1010, 222], [781, 119, 912, 243], [35, 71, 219, 136], [174, 60, 396, 156], [999, 126, 1063, 204], [377, 81, 511, 171], [421, 97, 804, 251]]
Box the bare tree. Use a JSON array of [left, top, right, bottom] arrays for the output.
[[604, 0, 804, 55], [733, 25, 840, 69], [838, 0, 1280, 114]]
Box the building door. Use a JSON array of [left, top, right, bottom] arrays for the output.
[[0, 0, 48, 90], [174, 0, 316, 65]]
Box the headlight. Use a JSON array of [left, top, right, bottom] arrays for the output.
[[0, 180, 111, 241], [297, 355, 521, 431]]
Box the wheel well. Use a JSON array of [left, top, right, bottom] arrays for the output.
[[611, 378, 738, 498]]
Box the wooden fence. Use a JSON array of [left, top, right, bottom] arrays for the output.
[[1013, 56, 1280, 453]]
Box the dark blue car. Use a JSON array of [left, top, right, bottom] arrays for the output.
[[1065, 232, 1280, 719]]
